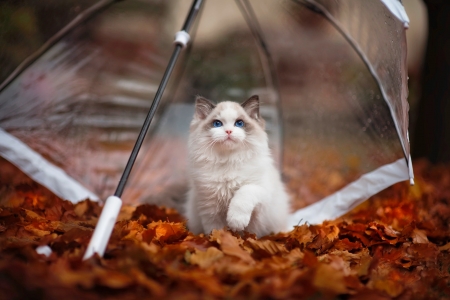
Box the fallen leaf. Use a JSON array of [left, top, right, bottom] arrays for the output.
[[189, 247, 224, 268], [245, 238, 288, 256], [313, 263, 348, 294], [307, 224, 339, 252], [1, 159, 450, 299], [371, 278, 404, 298], [289, 224, 313, 244], [145, 221, 187, 244], [439, 242, 450, 251], [334, 238, 363, 251], [411, 228, 429, 244], [95, 268, 134, 289], [210, 229, 254, 264], [23, 224, 51, 237]]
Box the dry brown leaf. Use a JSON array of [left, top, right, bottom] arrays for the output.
[[165, 267, 225, 297], [308, 224, 340, 252], [1, 160, 450, 299], [129, 268, 165, 296], [382, 225, 398, 238], [313, 263, 348, 294], [50, 260, 96, 289], [371, 278, 404, 298], [439, 242, 450, 251], [210, 229, 254, 264], [121, 220, 144, 242], [355, 250, 372, 277], [95, 268, 134, 289], [284, 247, 304, 263], [44, 204, 63, 221], [245, 238, 288, 256], [189, 247, 224, 268], [334, 238, 363, 251], [22, 209, 45, 221], [118, 205, 136, 221], [73, 201, 89, 217], [411, 228, 429, 244], [23, 224, 51, 237], [289, 224, 314, 245], [326, 224, 340, 241]]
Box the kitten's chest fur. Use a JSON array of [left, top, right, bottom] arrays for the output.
[[193, 159, 254, 206]]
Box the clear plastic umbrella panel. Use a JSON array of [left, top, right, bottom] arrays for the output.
[[0, 0, 413, 234]]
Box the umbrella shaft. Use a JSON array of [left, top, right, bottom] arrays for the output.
[[114, 0, 204, 198], [114, 45, 182, 198]]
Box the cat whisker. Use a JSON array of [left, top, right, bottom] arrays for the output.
[[239, 139, 253, 155], [205, 139, 219, 156], [202, 139, 215, 153]]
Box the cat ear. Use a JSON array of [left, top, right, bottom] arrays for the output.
[[195, 96, 216, 120], [241, 95, 260, 120]]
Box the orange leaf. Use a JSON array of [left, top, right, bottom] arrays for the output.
[[145, 221, 187, 244]]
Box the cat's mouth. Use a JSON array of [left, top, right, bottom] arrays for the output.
[[219, 136, 236, 145]]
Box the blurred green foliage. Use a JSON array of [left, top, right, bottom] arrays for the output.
[[0, 0, 98, 83], [0, 3, 42, 81]]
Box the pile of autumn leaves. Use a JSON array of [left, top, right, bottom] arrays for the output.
[[0, 160, 449, 299]]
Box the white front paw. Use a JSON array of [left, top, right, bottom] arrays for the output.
[[226, 208, 251, 232]]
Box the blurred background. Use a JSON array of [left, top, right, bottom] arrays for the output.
[[0, 0, 446, 209]]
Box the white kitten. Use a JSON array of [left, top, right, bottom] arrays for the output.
[[184, 95, 290, 237]]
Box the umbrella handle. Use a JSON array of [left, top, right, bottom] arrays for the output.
[[83, 196, 122, 260]]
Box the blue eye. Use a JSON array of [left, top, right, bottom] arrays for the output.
[[235, 120, 245, 128], [213, 120, 223, 127]]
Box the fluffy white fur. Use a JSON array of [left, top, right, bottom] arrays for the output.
[[184, 95, 290, 237]]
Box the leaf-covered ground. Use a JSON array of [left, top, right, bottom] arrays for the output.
[[0, 160, 449, 299]]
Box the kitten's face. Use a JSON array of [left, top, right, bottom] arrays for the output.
[[190, 95, 266, 153]]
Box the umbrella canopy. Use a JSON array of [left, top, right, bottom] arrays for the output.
[[0, 0, 412, 226]]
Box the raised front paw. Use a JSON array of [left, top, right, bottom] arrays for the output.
[[226, 208, 251, 232]]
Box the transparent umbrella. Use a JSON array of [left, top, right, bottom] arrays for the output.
[[0, 0, 413, 256]]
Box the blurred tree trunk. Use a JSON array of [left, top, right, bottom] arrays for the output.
[[412, 0, 450, 163]]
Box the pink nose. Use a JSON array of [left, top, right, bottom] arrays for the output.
[[226, 130, 232, 135]]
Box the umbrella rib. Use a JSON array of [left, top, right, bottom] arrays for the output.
[[234, 0, 285, 168], [114, 0, 204, 197], [294, 0, 410, 170]]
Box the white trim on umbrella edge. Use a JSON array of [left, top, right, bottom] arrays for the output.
[[288, 157, 409, 227], [379, 0, 410, 28], [0, 128, 98, 203]]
